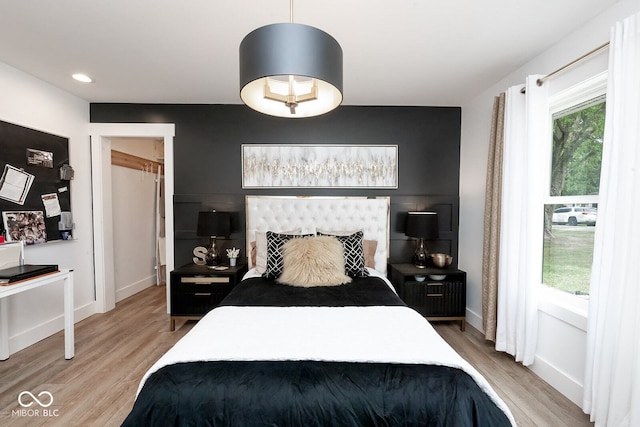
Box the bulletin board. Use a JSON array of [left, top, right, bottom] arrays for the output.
[[0, 120, 72, 244]]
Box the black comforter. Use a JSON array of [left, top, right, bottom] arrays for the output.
[[220, 275, 406, 307], [122, 276, 513, 427]]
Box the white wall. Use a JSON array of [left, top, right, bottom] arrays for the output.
[[110, 138, 162, 301], [459, 0, 640, 408], [0, 61, 94, 355]]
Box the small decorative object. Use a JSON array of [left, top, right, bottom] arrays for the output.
[[59, 164, 75, 180], [405, 211, 438, 268], [414, 275, 426, 282], [197, 211, 231, 269], [192, 246, 207, 265], [58, 211, 73, 240], [431, 253, 453, 268], [428, 274, 447, 281], [226, 247, 240, 266]]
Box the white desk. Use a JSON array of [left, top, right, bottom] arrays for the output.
[[0, 269, 74, 360]]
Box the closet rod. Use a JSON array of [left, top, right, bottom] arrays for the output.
[[520, 41, 609, 93]]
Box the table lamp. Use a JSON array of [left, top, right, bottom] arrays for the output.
[[405, 211, 438, 268], [197, 211, 231, 268]]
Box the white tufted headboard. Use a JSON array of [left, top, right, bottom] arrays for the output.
[[245, 196, 390, 274]]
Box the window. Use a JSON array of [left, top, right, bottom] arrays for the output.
[[542, 73, 606, 298]]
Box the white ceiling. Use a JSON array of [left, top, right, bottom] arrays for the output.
[[0, 0, 617, 107]]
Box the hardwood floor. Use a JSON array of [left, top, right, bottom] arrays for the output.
[[0, 285, 592, 426], [433, 322, 593, 427], [0, 285, 195, 426]]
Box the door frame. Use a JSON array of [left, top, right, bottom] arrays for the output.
[[89, 123, 175, 313]]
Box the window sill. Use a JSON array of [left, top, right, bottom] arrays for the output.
[[538, 285, 588, 332]]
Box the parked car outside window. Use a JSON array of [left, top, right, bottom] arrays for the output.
[[552, 206, 597, 226]]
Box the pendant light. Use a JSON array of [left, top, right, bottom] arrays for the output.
[[239, 1, 343, 118]]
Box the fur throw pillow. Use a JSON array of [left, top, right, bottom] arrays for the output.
[[277, 236, 352, 287]]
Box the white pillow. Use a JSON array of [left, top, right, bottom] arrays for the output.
[[316, 228, 362, 236], [253, 228, 300, 273]]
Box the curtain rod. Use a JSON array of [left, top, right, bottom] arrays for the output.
[[520, 41, 610, 93]]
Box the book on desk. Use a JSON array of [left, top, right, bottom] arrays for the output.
[[0, 264, 59, 285]]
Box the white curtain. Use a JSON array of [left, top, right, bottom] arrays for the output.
[[495, 75, 548, 366], [584, 12, 640, 426]]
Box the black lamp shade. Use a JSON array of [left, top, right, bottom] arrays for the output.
[[197, 212, 231, 237], [405, 212, 438, 239]]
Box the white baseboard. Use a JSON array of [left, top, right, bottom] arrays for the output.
[[464, 306, 584, 409], [466, 307, 483, 332], [530, 355, 584, 408], [115, 275, 155, 303], [9, 301, 96, 357], [9, 276, 155, 357]]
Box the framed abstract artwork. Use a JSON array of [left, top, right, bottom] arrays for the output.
[[241, 144, 398, 189]]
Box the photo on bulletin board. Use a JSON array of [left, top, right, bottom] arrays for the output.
[[26, 148, 55, 168], [2, 211, 47, 245]]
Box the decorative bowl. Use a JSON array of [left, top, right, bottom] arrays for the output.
[[431, 253, 453, 268], [428, 274, 447, 281], [414, 275, 426, 282]]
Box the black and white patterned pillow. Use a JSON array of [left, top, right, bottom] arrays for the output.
[[318, 230, 369, 277], [263, 231, 313, 279]]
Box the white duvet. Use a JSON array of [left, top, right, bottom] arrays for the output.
[[139, 269, 516, 426]]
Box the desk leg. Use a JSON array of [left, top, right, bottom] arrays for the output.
[[0, 298, 8, 360], [64, 274, 74, 359]]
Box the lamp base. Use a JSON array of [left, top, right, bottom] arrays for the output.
[[413, 238, 429, 269], [205, 236, 221, 268]]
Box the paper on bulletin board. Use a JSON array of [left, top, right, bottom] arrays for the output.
[[0, 164, 35, 205], [41, 193, 61, 217]]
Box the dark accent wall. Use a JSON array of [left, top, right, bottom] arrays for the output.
[[90, 104, 461, 268]]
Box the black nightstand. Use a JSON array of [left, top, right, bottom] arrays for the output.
[[169, 263, 247, 330], [389, 263, 467, 331]]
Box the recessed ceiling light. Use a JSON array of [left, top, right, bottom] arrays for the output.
[[72, 73, 93, 83]]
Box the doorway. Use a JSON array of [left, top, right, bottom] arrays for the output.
[[111, 136, 165, 301], [89, 123, 175, 313]]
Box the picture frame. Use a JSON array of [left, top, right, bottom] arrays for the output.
[[241, 144, 398, 188]]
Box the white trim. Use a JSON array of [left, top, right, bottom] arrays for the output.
[[530, 354, 584, 408], [467, 303, 585, 408], [538, 285, 588, 331], [90, 134, 115, 312], [115, 275, 156, 303], [538, 72, 606, 320], [7, 300, 94, 357], [542, 72, 607, 204], [548, 71, 608, 114], [89, 123, 175, 313], [465, 307, 482, 332]]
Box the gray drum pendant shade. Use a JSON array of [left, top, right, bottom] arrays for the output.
[[239, 23, 343, 118]]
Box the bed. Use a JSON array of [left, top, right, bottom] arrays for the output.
[[122, 196, 515, 426]]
